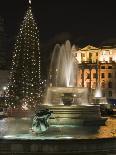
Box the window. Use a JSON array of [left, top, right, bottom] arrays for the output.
[[108, 82, 112, 88], [101, 73, 105, 78], [81, 53, 85, 57], [108, 66, 112, 69], [93, 73, 96, 78], [109, 57, 112, 62], [108, 73, 112, 78], [109, 91, 112, 97], [101, 81, 105, 88], [101, 66, 105, 69]]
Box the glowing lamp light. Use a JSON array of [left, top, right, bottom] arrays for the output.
[[29, 0, 31, 4], [3, 86, 7, 91], [22, 103, 29, 111]]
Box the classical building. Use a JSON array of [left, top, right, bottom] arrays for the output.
[[73, 45, 116, 99]]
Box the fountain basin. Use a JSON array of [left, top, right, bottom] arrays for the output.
[[39, 105, 107, 126], [0, 138, 116, 155], [47, 86, 87, 93], [45, 87, 88, 105], [92, 97, 108, 105]]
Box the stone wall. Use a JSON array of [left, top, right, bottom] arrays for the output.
[[0, 138, 116, 155]]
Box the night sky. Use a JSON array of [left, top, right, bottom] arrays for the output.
[[0, 0, 116, 77], [0, 0, 116, 46]]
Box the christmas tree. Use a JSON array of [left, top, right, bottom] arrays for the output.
[[6, 1, 41, 110]]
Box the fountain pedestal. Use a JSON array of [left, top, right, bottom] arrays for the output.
[[42, 87, 107, 126], [40, 104, 107, 126], [92, 97, 108, 105]]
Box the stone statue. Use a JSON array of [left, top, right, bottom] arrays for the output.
[[31, 109, 53, 134]]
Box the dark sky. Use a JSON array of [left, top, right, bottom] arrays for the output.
[[0, 0, 116, 46]]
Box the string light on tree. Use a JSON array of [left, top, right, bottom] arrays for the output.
[[29, 0, 31, 5], [6, 3, 41, 110]]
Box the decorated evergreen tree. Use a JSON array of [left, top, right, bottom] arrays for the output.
[[6, 1, 41, 110]]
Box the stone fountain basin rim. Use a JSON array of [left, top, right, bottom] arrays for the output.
[[47, 87, 87, 93], [41, 104, 100, 107]]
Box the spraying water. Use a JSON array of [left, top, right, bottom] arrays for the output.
[[44, 40, 88, 105], [49, 40, 77, 87], [94, 85, 102, 98]]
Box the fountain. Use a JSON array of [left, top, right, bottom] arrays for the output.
[[93, 86, 108, 104], [92, 85, 113, 115], [0, 1, 115, 152], [39, 40, 106, 126], [49, 41, 75, 87], [0, 40, 116, 155]]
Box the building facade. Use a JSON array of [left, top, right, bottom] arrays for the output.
[[73, 45, 116, 99]]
